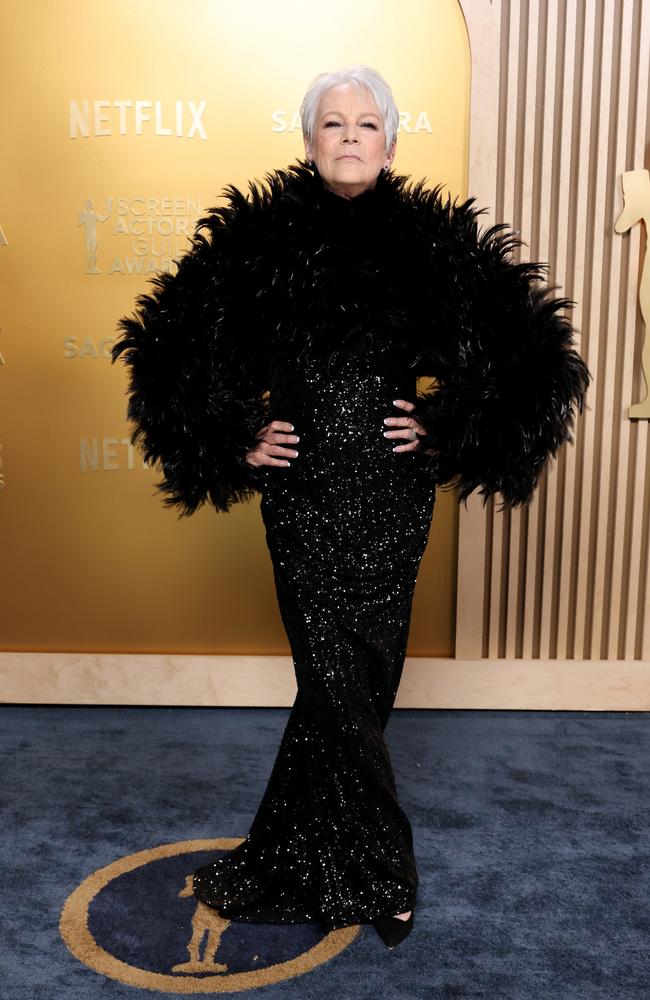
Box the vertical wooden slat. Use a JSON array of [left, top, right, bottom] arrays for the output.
[[504, 0, 530, 658], [640, 421, 650, 655], [534, 0, 560, 658], [504, 0, 535, 658], [572, 0, 615, 659], [455, 0, 501, 659], [488, 0, 521, 658], [555, 2, 591, 658], [501, 0, 520, 234], [625, 418, 649, 656], [520, 0, 557, 659], [589, 0, 632, 657], [542, 0, 580, 658], [626, 2, 650, 659], [606, 0, 646, 657], [639, 72, 650, 658]]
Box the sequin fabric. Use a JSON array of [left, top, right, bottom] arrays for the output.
[[192, 341, 436, 931]]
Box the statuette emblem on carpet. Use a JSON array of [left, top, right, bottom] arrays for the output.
[[60, 839, 359, 992]]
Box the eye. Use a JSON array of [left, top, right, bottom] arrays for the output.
[[323, 120, 378, 129]]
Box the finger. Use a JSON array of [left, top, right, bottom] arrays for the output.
[[392, 441, 420, 452], [269, 431, 300, 443], [383, 421, 419, 439], [267, 444, 300, 458], [385, 417, 427, 436], [392, 399, 416, 412], [251, 455, 292, 467], [270, 420, 296, 432], [384, 427, 418, 438], [384, 415, 416, 428]]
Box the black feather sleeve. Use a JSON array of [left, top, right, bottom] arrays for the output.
[[111, 191, 269, 518], [412, 194, 592, 509]]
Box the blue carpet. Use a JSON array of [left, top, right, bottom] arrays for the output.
[[1, 705, 648, 998]]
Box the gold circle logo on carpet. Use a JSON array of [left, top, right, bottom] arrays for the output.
[[59, 838, 360, 993]]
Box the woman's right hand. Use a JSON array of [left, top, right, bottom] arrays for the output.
[[245, 420, 300, 468]]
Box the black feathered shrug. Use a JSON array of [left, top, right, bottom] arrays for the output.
[[111, 158, 591, 518]]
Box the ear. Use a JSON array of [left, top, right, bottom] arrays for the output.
[[384, 138, 397, 169], [303, 134, 314, 161]]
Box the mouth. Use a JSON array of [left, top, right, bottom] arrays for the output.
[[338, 155, 361, 161]]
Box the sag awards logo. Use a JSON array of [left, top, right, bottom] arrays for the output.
[[59, 839, 359, 993], [77, 195, 203, 276], [271, 108, 433, 134], [65, 336, 116, 360]]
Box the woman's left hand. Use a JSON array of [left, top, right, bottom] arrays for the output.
[[383, 399, 438, 455]]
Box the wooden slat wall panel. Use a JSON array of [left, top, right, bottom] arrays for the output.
[[458, 0, 650, 661]]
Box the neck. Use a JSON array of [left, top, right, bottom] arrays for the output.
[[323, 177, 379, 200]]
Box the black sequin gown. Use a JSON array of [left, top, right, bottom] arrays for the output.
[[192, 340, 437, 932]]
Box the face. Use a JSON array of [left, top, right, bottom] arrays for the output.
[[303, 83, 396, 199]]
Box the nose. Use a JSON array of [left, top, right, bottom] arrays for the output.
[[342, 125, 359, 143]]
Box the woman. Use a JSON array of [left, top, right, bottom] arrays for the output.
[[111, 65, 590, 949]]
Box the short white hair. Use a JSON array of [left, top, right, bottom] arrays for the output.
[[300, 64, 399, 155]]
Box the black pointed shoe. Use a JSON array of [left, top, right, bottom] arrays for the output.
[[371, 909, 414, 949]]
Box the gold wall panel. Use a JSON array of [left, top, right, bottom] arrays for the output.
[[0, 0, 470, 655]]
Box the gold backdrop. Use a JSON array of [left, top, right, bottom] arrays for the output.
[[0, 0, 469, 655]]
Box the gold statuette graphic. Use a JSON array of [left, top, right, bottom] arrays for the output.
[[170, 874, 229, 975], [78, 197, 113, 273], [615, 169, 650, 418]]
